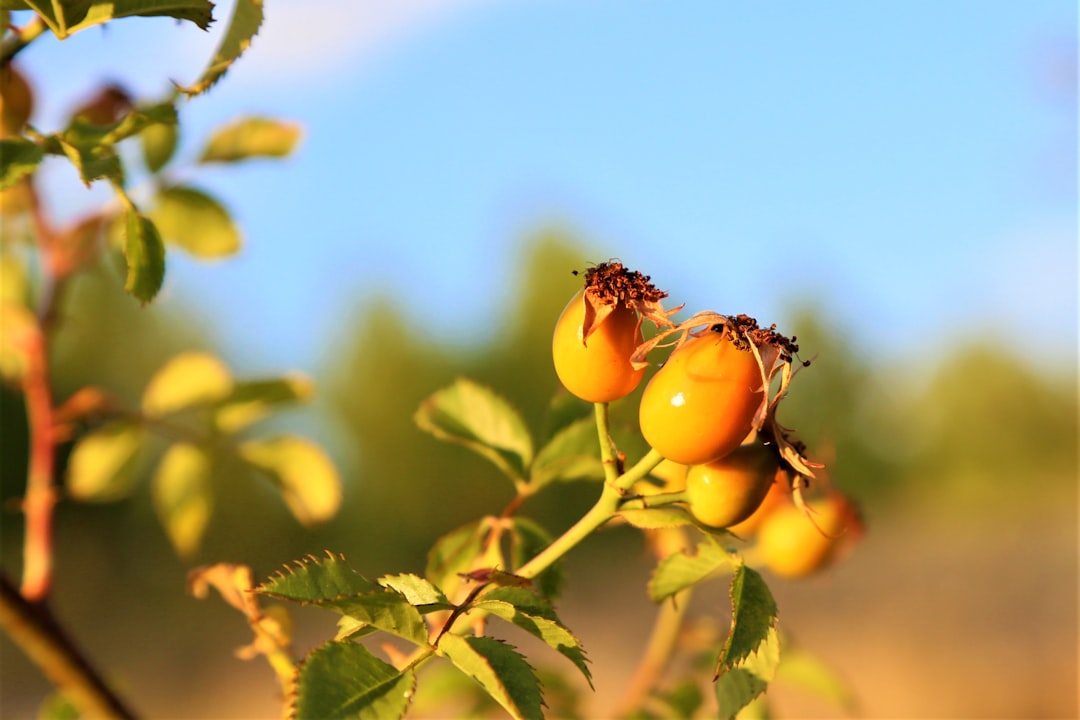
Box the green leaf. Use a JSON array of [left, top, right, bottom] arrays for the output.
[[150, 185, 240, 258], [0, 138, 43, 190], [55, 132, 122, 186], [415, 378, 534, 482], [377, 574, 450, 609], [619, 506, 695, 530], [141, 121, 178, 174], [142, 351, 234, 417], [152, 441, 212, 558], [322, 592, 430, 646], [648, 542, 737, 603], [716, 565, 778, 673], [66, 422, 146, 502], [529, 417, 604, 489], [715, 626, 781, 720], [541, 391, 592, 442], [198, 116, 301, 163], [212, 374, 314, 432], [473, 586, 592, 687], [238, 435, 342, 526], [100, 102, 177, 145], [508, 517, 562, 601], [438, 634, 543, 720], [259, 553, 377, 601], [774, 644, 856, 712], [179, 0, 263, 96], [24, 0, 213, 38], [294, 641, 415, 720], [122, 210, 165, 303]]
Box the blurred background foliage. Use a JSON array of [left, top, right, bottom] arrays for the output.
[[2, 228, 1076, 717]]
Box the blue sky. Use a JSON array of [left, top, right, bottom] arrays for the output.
[[15, 1, 1078, 373]]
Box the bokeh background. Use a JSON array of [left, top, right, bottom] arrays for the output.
[[2, 1, 1077, 718]]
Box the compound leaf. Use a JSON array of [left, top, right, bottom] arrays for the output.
[[295, 640, 415, 720], [415, 378, 533, 483], [438, 634, 543, 720], [377, 574, 450, 609], [238, 435, 342, 526]]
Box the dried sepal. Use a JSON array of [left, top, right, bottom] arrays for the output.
[[576, 261, 679, 345]]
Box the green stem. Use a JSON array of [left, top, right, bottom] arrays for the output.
[[615, 586, 693, 717], [617, 490, 689, 511], [593, 402, 620, 484]]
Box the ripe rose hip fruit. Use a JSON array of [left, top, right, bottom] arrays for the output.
[[756, 492, 860, 578], [552, 262, 671, 404], [685, 440, 779, 528], [638, 324, 765, 465], [725, 470, 793, 538], [553, 288, 644, 403]]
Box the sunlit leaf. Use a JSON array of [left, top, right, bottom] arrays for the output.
[[150, 185, 240, 258], [198, 116, 301, 163], [141, 121, 178, 173], [295, 640, 416, 720], [529, 417, 603, 489], [66, 422, 146, 502], [0, 138, 43, 190], [238, 435, 342, 526], [213, 374, 314, 432], [100, 102, 177, 145], [438, 634, 543, 720], [179, 0, 263, 96], [716, 565, 778, 673], [415, 378, 534, 482], [142, 351, 234, 417], [648, 541, 737, 603], [152, 441, 212, 558], [258, 553, 376, 601], [321, 592, 430, 646], [378, 574, 450, 608], [122, 210, 165, 303], [473, 586, 592, 687], [715, 625, 780, 720], [774, 643, 857, 713], [23, 0, 213, 38]]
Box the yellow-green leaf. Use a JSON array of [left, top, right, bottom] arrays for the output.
[[123, 210, 165, 303], [142, 351, 234, 417], [150, 186, 241, 258], [67, 422, 146, 502], [213, 375, 315, 433], [152, 442, 212, 558], [141, 121, 178, 174], [239, 435, 342, 526], [0, 138, 43, 190], [178, 0, 263, 97], [198, 116, 302, 164]]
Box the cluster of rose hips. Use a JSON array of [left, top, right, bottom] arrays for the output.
[[552, 262, 861, 577]]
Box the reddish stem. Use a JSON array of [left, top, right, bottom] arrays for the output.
[[19, 318, 56, 602]]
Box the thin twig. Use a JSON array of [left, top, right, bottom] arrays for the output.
[[0, 572, 137, 718]]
